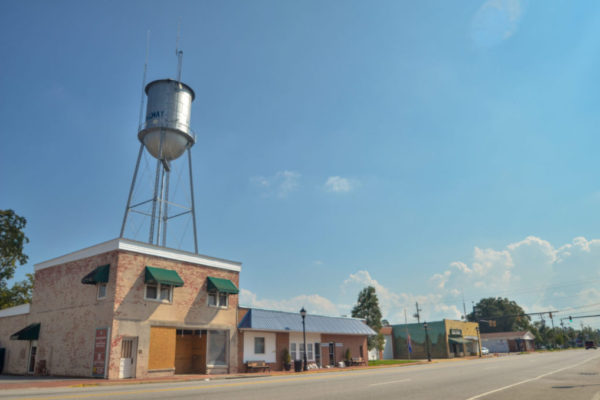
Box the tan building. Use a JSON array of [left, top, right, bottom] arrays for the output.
[[0, 238, 241, 379]]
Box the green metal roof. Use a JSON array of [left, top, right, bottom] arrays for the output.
[[207, 276, 239, 294], [81, 264, 110, 285], [144, 266, 184, 287], [10, 323, 40, 341]]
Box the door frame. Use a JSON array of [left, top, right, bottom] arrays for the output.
[[119, 337, 138, 379], [27, 340, 38, 374]]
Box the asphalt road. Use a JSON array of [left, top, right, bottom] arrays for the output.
[[3, 350, 600, 400]]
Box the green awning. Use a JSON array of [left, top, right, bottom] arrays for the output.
[[207, 276, 239, 294], [10, 323, 40, 341], [144, 266, 184, 287], [449, 337, 471, 344], [81, 264, 110, 285]]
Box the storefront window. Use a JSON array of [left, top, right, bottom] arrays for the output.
[[208, 330, 228, 366], [290, 343, 297, 360]]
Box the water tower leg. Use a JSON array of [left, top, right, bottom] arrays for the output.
[[149, 157, 162, 245], [187, 148, 199, 254], [161, 171, 170, 247], [156, 166, 166, 245], [120, 143, 145, 238]]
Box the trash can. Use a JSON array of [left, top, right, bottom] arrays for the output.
[[294, 360, 302, 372], [0, 348, 5, 374]]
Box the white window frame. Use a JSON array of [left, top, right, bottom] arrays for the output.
[[97, 283, 107, 300], [208, 290, 229, 308], [145, 283, 172, 303], [291, 342, 315, 361], [290, 343, 297, 361], [254, 337, 265, 354]]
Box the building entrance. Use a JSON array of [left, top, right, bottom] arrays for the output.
[[175, 329, 206, 374]]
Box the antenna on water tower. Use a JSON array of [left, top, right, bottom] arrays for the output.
[[176, 19, 183, 83], [120, 27, 199, 253]]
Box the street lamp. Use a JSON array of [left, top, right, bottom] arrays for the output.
[[476, 325, 482, 358], [300, 307, 308, 371], [423, 321, 432, 362]]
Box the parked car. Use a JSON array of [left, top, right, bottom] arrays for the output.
[[481, 347, 490, 355], [585, 341, 596, 349]]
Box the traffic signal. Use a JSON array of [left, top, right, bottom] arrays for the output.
[[549, 312, 552, 319], [569, 316, 572, 322]]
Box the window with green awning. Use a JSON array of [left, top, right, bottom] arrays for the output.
[[144, 266, 184, 287], [81, 264, 110, 285], [206, 277, 239, 294], [10, 323, 40, 341]]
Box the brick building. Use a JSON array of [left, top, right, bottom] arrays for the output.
[[0, 238, 241, 379], [237, 308, 375, 371]]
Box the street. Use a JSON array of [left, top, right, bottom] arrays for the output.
[[2, 350, 600, 400]]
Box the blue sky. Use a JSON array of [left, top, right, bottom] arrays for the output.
[[3, 0, 600, 329]]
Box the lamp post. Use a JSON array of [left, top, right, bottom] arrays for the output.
[[300, 307, 308, 371], [476, 325, 482, 358], [423, 321, 432, 362]]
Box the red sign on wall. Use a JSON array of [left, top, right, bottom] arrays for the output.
[[92, 328, 109, 378]]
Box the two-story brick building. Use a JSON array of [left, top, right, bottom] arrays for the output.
[[0, 238, 241, 379]]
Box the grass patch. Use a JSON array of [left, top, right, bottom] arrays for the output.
[[368, 359, 418, 366]]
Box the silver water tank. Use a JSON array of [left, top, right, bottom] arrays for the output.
[[138, 79, 196, 161]]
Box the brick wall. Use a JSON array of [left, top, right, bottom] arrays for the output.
[[0, 313, 30, 374], [320, 334, 368, 366], [109, 250, 241, 377], [26, 251, 117, 377]]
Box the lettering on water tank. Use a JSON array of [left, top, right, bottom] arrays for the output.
[[146, 111, 165, 120]]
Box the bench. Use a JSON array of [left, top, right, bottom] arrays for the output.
[[246, 361, 271, 373], [350, 357, 366, 366]]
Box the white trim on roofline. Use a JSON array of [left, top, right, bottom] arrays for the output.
[[34, 238, 242, 272], [0, 303, 30, 318]]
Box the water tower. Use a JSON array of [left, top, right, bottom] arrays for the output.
[[120, 51, 199, 253]]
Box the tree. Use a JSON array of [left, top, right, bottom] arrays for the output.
[[0, 210, 30, 309], [467, 297, 531, 333], [0, 273, 34, 309], [351, 286, 385, 351], [1, 210, 29, 281]]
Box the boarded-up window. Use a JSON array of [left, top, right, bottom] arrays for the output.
[[148, 327, 176, 370]]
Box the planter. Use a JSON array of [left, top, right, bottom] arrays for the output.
[[284, 362, 291, 371]]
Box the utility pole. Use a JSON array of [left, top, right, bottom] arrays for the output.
[[404, 308, 411, 360], [414, 302, 422, 324], [462, 292, 467, 320], [550, 312, 556, 348]]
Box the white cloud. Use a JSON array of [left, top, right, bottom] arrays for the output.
[[250, 170, 301, 198], [324, 176, 357, 193], [240, 235, 600, 326], [471, 0, 524, 48], [239, 288, 340, 316]]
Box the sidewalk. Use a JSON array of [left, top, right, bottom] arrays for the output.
[[0, 357, 470, 390]]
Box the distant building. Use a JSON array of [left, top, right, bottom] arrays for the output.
[[390, 320, 481, 359], [480, 331, 535, 353]]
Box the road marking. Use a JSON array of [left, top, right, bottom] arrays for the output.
[[465, 354, 600, 400], [483, 367, 498, 370], [369, 378, 411, 386], [591, 391, 600, 400]]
